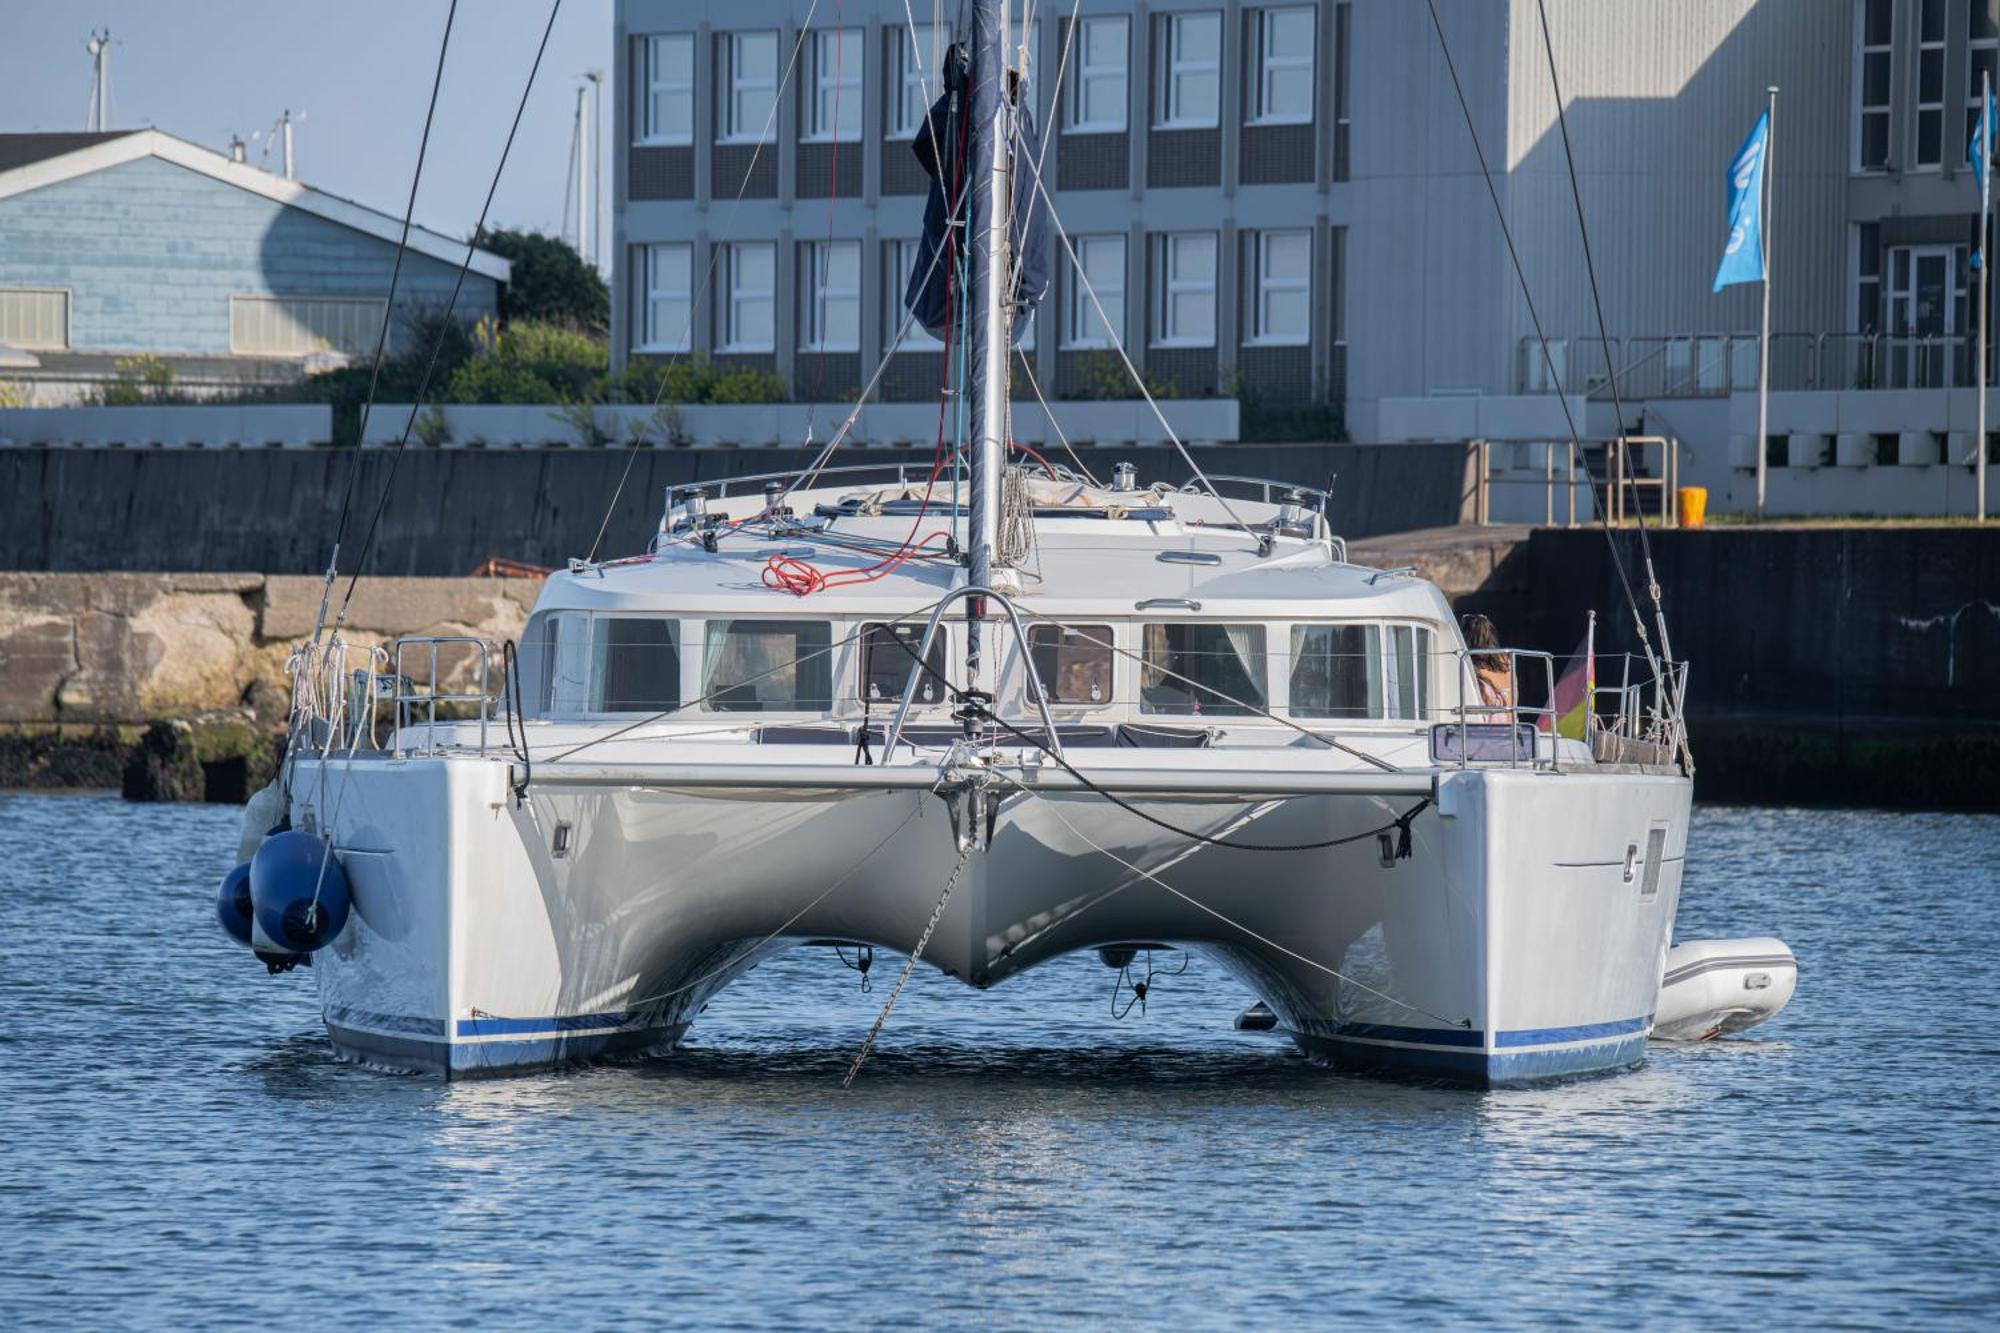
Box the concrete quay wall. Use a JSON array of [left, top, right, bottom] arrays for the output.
[[0, 573, 536, 727]]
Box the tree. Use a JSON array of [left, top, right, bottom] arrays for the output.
[[481, 228, 610, 334]]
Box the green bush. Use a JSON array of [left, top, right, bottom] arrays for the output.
[[442, 317, 604, 405], [88, 355, 188, 406]]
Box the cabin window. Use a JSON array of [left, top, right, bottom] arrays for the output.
[[1289, 624, 1432, 721], [1140, 623, 1265, 716], [532, 613, 681, 715], [860, 623, 948, 706], [702, 620, 833, 712], [1029, 624, 1114, 704]]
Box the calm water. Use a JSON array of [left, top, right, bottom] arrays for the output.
[[0, 793, 1994, 1327]]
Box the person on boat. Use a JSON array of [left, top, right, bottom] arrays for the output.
[[1463, 613, 1514, 712]]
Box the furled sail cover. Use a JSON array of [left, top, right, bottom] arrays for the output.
[[902, 43, 1050, 346]]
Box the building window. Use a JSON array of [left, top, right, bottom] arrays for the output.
[[1916, 0, 1947, 168], [0, 288, 69, 351], [721, 242, 775, 352], [1972, 3, 1998, 149], [640, 243, 692, 352], [1854, 0, 1891, 170], [891, 24, 945, 139], [1155, 11, 1221, 129], [1250, 6, 1314, 125], [805, 27, 862, 142], [1063, 234, 1126, 348], [721, 30, 778, 143], [1153, 232, 1217, 347], [1856, 222, 1881, 331], [228, 295, 386, 357], [638, 33, 694, 144], [803, 240, 860, 351], [1067, 16, 1128, 133], [1249, 229, 1311, 346], [888, 238, 944, 349]]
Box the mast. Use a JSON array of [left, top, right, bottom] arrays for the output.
[[965, 0, 1017, 686]]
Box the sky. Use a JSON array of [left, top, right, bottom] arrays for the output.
[[0, 0, 613, 253]]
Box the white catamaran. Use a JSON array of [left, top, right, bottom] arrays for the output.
[[218, 0, 1793, 1085]]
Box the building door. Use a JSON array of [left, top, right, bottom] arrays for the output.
[[1886, 244, 1967, 387]]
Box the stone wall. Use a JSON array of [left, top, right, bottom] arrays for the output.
[[0, 573, 537, 726]]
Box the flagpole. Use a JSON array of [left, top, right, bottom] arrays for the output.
[[1756, 85, 1776, 521], [1982, 69, 1993, 524]]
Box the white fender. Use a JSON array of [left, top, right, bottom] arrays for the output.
[[1653, 936, 1798, 1041]]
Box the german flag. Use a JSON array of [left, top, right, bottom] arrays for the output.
[[1539, 628, 1594, 740]]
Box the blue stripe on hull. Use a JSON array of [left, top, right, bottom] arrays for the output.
[[326, 1015, 686, 1079], [1300, 1019, 1653, 1087]]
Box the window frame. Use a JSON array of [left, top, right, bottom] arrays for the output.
[[699, 618, 836, 714], [1248, 229, 1311, 347], [721, 241, 776, 353], [858, 622, 951, 709], [0, 286, 71, 351], [890, 23, 946, 140], [528, 611, 686, 719], [227, 294, 387, 358], [804, 26, 863, 144], [1250, 6, 1315, 126], [803, 239, 862, 352], [638, 33, 695, 146], [1139, 621, 1268, 717], [1854, 0, 1892, 172], [1028, 623, 1117, 706], [1153, 231, 1218, 348], [1155, 11, 1222, 130], [639, 242, 693, 353], [889, 237, 946, 349], [1066, 15, 1130, 133], [1064, 233, 1127, 349], [1285, 621, 1434, 723], [721, 29, 779, 144], [1915, 0, 1947, 169]]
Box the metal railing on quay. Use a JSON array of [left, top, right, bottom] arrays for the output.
[[1516, 330, 2000, 396], [1468, 436, 1679, 527]]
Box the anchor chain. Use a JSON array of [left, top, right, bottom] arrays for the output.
[[842, 842, 974, 1088]]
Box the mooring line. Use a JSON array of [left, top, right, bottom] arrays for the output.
[[843, 841, 973, 1087]]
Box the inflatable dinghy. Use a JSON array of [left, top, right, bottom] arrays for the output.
[[1652, 937, 1798, 1041]]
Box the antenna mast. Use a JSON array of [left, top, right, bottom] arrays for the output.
[[572, 82, 591, 264], [85, 29, 112, 131], [965, 0, 1017, 687]]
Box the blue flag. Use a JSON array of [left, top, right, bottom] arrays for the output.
[[1971, 84, 1994, 268], [1712, 110, 1770, 292]]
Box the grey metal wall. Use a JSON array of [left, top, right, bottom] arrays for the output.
[[0, 443, 1470, 575]]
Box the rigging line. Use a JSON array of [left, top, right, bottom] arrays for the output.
[[1529, 0, 1688, 760], [611, 797, 927, 1015], [584, 438, 645, 565], [1011, 139, 1262, 546], [1003, 0, 1081, 297], [1420, 0, 1659, 681], [308, 0, 460, 647], [330, 0, 564, 626], [1016, 344, 1100, 485], [991, 772, 1472, 1030]]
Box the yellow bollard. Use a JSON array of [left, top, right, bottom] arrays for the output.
[[1678, 486, 1708, 529]]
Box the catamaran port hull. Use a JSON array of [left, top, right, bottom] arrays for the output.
[[295, 753, 1689, 1085]]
